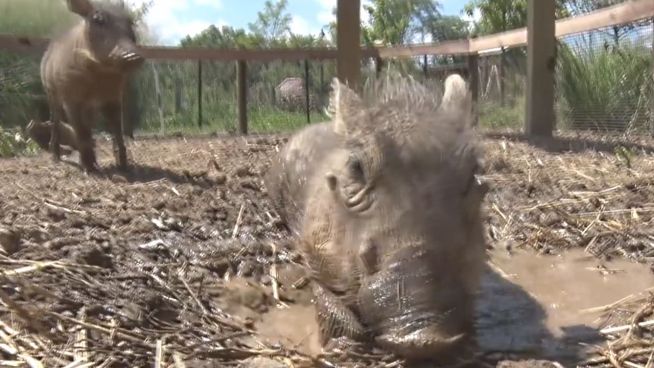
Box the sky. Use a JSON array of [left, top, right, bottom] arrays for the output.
[[127, 0, 472, 46]]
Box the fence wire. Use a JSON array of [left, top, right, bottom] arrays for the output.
[[0, 17, 652, 138], [473, 17, 654, 136]]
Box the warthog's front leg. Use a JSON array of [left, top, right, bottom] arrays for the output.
[[102, 102, 128, 171], [66, 103, 97, 173], [311, 281, 369, 345]]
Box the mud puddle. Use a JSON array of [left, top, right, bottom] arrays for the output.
[[477, 248, 654, 362], [219, 249, 653, 363]]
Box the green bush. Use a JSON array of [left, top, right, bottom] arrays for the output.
[[556, 41, 653, 131], [478, 99, 525, 130], [0, 127, 39, 158]]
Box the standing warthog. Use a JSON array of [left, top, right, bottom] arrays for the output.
[[41, 0, 144, 172], [265, 74, 488, 361]]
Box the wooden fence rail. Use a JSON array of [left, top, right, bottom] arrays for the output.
[[0, 0, 653, 134]]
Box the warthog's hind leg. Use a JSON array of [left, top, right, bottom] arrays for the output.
[[49, 119, 61, 163]]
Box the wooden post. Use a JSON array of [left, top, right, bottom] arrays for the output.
[[525, 0, 556, 138], [337, 0, 361, 90], [304, 59, 311, 124], [197, 60, 203, 127], [467, 53, 480, 127], [237, 60, 248, 135]]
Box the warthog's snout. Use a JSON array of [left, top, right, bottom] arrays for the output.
[[356, 242, 478, 360], [376, 326, 467, 361], [109, 43, 144, 69]]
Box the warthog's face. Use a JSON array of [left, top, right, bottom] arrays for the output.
[[68, 0, 144, 71], [324, 78, 488, 360]]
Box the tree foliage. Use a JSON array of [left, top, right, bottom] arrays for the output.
[[247, 0, 293, 44], [464, 0, 570, 36]]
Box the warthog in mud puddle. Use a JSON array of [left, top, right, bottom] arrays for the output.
[[41, 0, 144, 172], [264, 74, 488, 362]]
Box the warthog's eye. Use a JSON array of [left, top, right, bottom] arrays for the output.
[[91, 11, 106, 25], [346, 156, 365, 182]]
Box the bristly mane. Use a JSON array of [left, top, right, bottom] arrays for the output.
[[97, 1, 133, 18], [325, 72, 480, 173]]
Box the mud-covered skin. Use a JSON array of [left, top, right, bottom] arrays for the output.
[[264, 75, 489, 361], [41, 0, 144, 173], [26, 120, 78, 153]]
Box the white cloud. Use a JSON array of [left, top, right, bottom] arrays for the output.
[[194, 0, 223, 9], [290, 15, 313, 36], [462, 8, 481, 24], [127, 0, 224, 45], [316, 0, 372, 29]]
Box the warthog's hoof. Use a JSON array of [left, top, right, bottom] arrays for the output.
[[81, 161, 101, 175], [116, 163, 131, 174]]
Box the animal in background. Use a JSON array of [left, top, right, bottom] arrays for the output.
[[41, 0, 144, 172]]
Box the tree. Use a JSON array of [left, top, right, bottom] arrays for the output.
[[464, 0, 570, 36], [363, 0, 442, 46], [429, 15, 469, 42], [248, 0, 293, 44], [564, 0, 638, 45]]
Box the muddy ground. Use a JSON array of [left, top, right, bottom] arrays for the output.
[[0, 131, 653, 368]]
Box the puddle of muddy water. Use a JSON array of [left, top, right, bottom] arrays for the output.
[[257, 304, 323, 356], [477, 248, 654, 361], [225, 249, 653, 363]]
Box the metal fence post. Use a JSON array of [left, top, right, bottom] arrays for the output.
[[198, 60, 203, 128], [237, 60, 248, 135], [304, 59, 311, 124]]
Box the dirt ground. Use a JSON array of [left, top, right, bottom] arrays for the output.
[[1, 131, 653, 368]]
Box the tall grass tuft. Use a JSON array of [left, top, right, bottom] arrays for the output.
[[556, 41, 653, 132], [0, 0, 76, 37], [0, 1, 78, 131]]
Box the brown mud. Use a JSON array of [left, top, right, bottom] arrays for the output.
[[1, 132, 653, 367]]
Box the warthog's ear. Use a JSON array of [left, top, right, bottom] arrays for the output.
[[328, 78, 364, 136], [67, 0, 94, 17], [440, 73, 472, 120]]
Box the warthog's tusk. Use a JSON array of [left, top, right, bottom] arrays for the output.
[[74, 48, 100, 64]]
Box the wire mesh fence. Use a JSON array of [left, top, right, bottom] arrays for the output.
[[132, 58, 340, 136], [0, 13, 652, 140], [472, 17, 654, 136]]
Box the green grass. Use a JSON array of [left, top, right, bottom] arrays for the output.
[[0, 127, 40, 158], [478, 99, 525, 130], [0, 0, 76, 37], [556, 42, 653, 131], [0, 1, 77, 130], [138, 107, 328, 135]]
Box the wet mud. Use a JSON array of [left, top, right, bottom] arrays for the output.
[[1, 132, 653, 367]]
